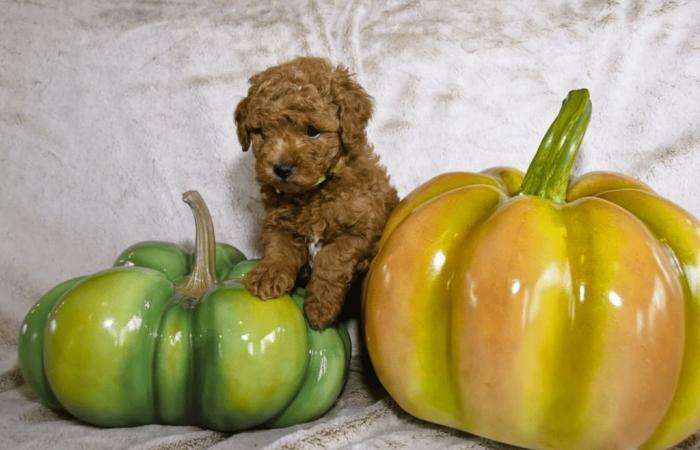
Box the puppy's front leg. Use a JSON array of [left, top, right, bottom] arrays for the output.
[[305, 234, 369, 329], [245, 229, 308, 299]]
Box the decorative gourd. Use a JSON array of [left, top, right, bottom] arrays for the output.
[[363, 90, 700, 450], [19, 191, 350, 431]]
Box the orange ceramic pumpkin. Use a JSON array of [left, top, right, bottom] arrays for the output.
[[363, 90, 700, 449]]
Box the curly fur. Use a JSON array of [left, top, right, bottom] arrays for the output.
[[235, 57, 398, 328]]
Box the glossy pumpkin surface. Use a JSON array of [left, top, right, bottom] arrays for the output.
[[363, 90, 700, 449], [19, 192, 350, 431]]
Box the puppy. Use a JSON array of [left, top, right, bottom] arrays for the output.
[[234, 57, 398, 329]]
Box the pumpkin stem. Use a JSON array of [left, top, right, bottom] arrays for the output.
[[519, 89, 592, 203], [174, 191, 218, 298]]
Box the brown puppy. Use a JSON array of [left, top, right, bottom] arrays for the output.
[[234, 57, 398, 329]]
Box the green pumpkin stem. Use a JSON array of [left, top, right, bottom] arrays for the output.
[[174, 191, 218, 298], [519, 89, 592, 203]]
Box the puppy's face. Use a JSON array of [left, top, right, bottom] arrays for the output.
[[236, 58, 372, 194], [245, 100, 342, 194]]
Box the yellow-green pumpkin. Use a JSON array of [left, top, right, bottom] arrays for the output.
[[363, 90, 700, 449], [19, 191, 351, 431]]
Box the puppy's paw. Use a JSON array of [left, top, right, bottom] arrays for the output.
[[304, 280, 345, 329], [244, 261, 295, 299]]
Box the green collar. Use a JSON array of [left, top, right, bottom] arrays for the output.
[[312, 156, 346, 187]]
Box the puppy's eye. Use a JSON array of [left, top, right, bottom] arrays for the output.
[[306, 126, 321, 139], [249, 127, 263, 136]]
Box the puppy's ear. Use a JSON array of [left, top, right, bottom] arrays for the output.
[[234, 96, 251, 152], [331, 65, 373, 155]]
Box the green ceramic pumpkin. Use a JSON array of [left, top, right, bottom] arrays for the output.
[[18, 191, 351, 431]]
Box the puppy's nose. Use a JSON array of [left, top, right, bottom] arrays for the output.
[[273, 161, 295, 180]]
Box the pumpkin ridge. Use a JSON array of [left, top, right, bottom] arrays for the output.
[[367, 184, 506, 428], [378, 172, 507, 248], [595, 189, 700, 449], [185, 300, 196, 425], [539, 199, 610, 446], [152, 296, 193, 425], [18, 276, 85, 411], [568, 198, 683, 447], [150, 298, 165, 423], [566, 173, 654, 202], [445, 190, 508, 427], [447, 196, 569, 441]]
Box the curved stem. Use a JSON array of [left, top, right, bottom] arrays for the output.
[[174, 191, 218, 298], [519, 89, 592, 203]]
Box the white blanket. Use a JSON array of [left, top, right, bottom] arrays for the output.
[[1, 0, 699, 448]]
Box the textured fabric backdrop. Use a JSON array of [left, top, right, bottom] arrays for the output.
[[1, 0, 699, 448]]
